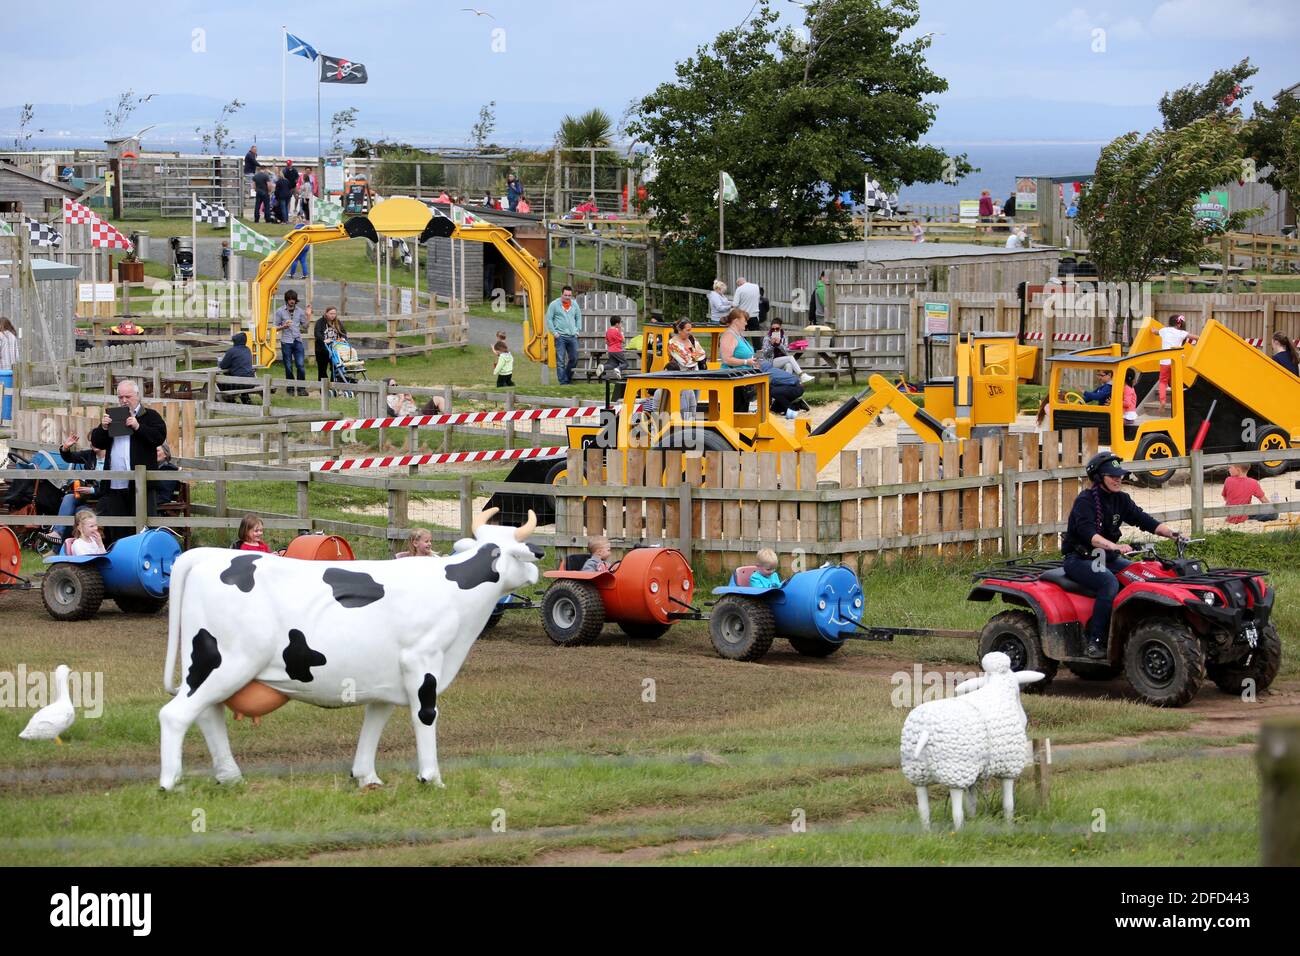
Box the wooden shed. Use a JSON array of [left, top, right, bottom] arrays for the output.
[[716, 239, 1061, 321], [0, 163, 80, 215], [424, 206, 548, 304]]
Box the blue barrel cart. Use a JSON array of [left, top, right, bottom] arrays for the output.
[[41, 528, 181, 621]]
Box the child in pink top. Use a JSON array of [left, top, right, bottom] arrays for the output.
[[1222, 464, 1271, 524]]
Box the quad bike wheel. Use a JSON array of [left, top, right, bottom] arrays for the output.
[[708, 596, 776, 662], [787, 636, 843, 658], [977, 609, 1057, 691], [1122, 618, 1205, 707], [1206, 624, 1281, 696], [542, 580, 605, 646], [42, 564, 105, 621]]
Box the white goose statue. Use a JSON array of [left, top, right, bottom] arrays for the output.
[[19, 665, 76, 744]]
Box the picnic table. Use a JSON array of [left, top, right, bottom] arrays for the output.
[[794, 345, 870, 386], [1197, 263, 1247, 274]]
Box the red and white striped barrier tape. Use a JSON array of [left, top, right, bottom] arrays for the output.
[[310, 445, 568, 472], [1024, 331, 1092, 342], [1186, 335, 1265, 347], [310, 405, 614, 433]]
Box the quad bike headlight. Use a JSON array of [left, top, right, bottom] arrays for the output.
[[1199, 590, 1218, 605]]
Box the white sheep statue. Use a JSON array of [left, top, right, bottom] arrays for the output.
[[899, 651, 1043, 830]]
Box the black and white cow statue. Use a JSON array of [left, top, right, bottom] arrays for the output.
[[159, 508, 540, 791]]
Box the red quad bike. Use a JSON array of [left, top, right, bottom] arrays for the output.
[[969, 538, 1280, 707]]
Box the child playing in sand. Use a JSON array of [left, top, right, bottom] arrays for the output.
[[750, 549, 782, 588], [67, 509, 106, 556], [1222, 463, 1275, 524], [236, 514, 272, 552], [582, 535, 612, 572]]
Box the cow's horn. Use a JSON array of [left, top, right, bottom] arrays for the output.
[[514, 510, 537, 542], [473, 507, 499, 533]]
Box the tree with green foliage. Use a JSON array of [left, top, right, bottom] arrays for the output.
[[14, 103, 34, 150], [330, 107, 359, 153], [1274, 115, 1300, 204], [194, 99, 244, 155], [1241, 91, 1300, 188], [1079, 119, 1260, 285], [557, 109, 615, 151], [625, 0, 967, 287], [1158, 58, 1257, 130], [470, 101, 497, 151]]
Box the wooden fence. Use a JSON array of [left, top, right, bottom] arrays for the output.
[[2, 440, 1295, 565]]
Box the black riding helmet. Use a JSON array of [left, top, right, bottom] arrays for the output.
[[1085, 451, 1127, 484]]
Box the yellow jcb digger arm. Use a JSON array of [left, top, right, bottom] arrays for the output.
[[449, 224, 550, 366], [801, 373, 952, 469], [250, 223, 353, 367]]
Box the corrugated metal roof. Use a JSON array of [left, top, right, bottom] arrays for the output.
[[31, 258, 81, 281], [723, 239, 1050, 262]]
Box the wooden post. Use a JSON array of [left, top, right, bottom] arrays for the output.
[[1033, 737, 1052, 810], [504, 391, 516, 450], [1189, 448, 1204, 535], [1259, 718, 1300, 866], [297, 479, 310, 534], [459, 474, 473, 537], [1000, 465, 1018, 555], [215, 460, 227, 519], [677, 480, 692, 562], [133, 464, 149, 533]]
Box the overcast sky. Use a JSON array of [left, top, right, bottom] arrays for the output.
[[3, 0, 1297, 147]]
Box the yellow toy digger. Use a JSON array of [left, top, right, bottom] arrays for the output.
[[1045, 318, 1298, 485]]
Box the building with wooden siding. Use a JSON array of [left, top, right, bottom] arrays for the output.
[[0, 163, 80, 215], [424, 207, 548, 304]]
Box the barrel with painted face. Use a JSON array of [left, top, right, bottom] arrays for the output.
[[768, 565, 864, 643], [98, 528, 181, 598]]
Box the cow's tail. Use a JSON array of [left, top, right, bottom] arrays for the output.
[[163, 552, 193, 694]]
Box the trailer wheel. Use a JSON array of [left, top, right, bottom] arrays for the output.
[[114, 595, 167, 615], [787, 635, 843, 658], [618, 621, 670, 640], [1254, 428, 1291, 477], [1207, 624, 1281, 695], [1123, 618, 1205, 707], [1134, 434, 1177, 487], [708, 596, 776, 662], [542, 581, 605, 646], [978, 609, 1057, 691], [42, 565, 105, 621]]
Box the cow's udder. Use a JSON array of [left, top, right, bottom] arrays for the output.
[[225, 681, 291, 718]]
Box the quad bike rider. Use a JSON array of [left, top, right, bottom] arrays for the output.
[[1062, 452, 1185, 659]]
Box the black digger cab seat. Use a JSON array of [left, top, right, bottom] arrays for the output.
[[1040, 566, 1096, 597]]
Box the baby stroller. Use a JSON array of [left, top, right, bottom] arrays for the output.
[[327, 338, 368, 398], [2, 450, 83, 555]]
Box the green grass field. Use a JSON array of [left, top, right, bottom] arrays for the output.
[[0, 530, 1293, 866]]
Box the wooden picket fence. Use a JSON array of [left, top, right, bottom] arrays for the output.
[[550, 429, 1102, 573]]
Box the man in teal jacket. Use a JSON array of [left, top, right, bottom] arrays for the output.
[[545, 285, 582, 384]]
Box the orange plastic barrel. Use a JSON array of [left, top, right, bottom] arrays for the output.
[[601, 547, 695, 625], [0, 526, 21, 587], [283, 534, 355, 561]]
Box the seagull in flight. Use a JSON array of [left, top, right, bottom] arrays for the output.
[[462, 7, 495, 17]]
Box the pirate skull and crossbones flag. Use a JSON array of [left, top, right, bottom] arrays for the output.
[[319, 54, 368, 84]]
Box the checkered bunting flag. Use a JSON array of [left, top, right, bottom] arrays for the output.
[[194, 197, 229, 226], [26, 217, 62, 247], [315, 196, 343, 226], [90, 219, 132, 250], [389, 237, 412, 266], [229, 217, 281, 256], [62, 198, 99, 224]]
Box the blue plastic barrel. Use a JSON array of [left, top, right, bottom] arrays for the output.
[[99, 529, 181, 598], [0, 369, 13, 423], [768, 565, 865, 643]]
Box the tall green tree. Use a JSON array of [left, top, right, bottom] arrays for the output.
[[1079, 119, 1259, 285], [1241, 91, 1300, 187], [625, 0, 967, 287], [557, 108, 615, 150], [1158, 58, 1257, 130]]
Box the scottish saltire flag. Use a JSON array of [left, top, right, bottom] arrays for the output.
[[315, 196, 344, 226], [194, 197, 229, 226], [287, 33, 318, 60], [230, 217, 280, 255]]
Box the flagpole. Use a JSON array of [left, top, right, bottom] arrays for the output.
[[718, 172, 725, 252], [280, 25, 287, 160], [191, 193, 197, 286]]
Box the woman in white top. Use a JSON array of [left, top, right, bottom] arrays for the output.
[[1156, 314, 1188, 411], [706, 280, 732, 324], [0, 316, 19, 370]]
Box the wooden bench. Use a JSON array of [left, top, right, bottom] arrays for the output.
[[156, 482, 192, 550]]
